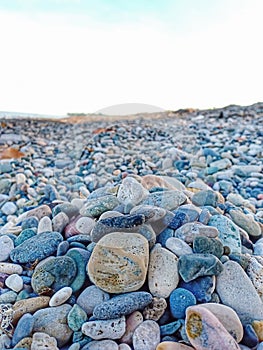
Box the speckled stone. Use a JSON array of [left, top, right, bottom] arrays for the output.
[[185, 305, 239, 349], [165, 237, 193, 256], [66, 248, 90, 292], [130, 205, 166, 223], [31, 256, 77, 294], [52, 212, 70, 233], [117, 176, 149, 207], [12, 313, 34, 347], [208, 215, 242, 254], [0, 235, 14, 261], [179, 276, 215, 302], [0, 290, 17, 303], [13, 336, 32, 349], [132, 320, 160, 350], [77, 285, 110, 315], [33, 304, 73, 347], [178, 253, 223, 282], [193, 236, 224, 258], [81, 316, 126, 340], [49, 286, 73, 306], [169, 288, 196, 318], [87, 232, 149, 293], [21, 216, 39, 230], [31, 332, 59, 350], [10, 231, 63, 263], [216, 260, 263, 323], [200, 303, 243, 342], [252, 320, 263, 342], [67, 304, 88, 331], [0, 334, 12, 349], [143, 297, 167, 321], [18, 204, 52, 221], [148, 244, 179, 298], [75, 216, 95, 234], [80, 195, 119, 217], [93, 291, 153, 320], [174, 222, 218, 243], [120, 311, 143, 345], [192, 189, 219, 207], [142, 190, 187, 211], [0, 262, 23, 275], [246, 256, 263, 299], [156, 342, 194, 350], [53, 202, 79, 219], [12, 296, 50, 324], [14, 228, 36, 247], [229, 209, 261, 237]]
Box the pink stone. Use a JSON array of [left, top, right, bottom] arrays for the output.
[[185, 305, 239, 349], [120, 311, 143, 345]]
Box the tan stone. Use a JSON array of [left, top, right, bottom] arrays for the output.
[[0, 262, 23, 275], [13, 296, 50, 324], [143, 297, 167, 321], [156, 342, 194, 350], [252, 320, 263, 342], [14, 337, 32, 349], [87, 232, 149, 293], [31, 332, 59, 350]]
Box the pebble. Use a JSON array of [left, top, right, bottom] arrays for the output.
[[120, 311, 143, 344], [174, 222, 218, 243], [142, 190, 187, 210], [80, 195, 119, 217], [37, 215, 53, 233], [5, 273, 24, 292], [117, 176, 149, 207], [31, 332, 59, 350], [77, 285, 110, 315], [82, 339, 119, 350], [12, 313, 34, 347], [52, 211, 70, 233], [156, 342, 194, 350], [0, 262, 23, 274], [67, 303, 88, 331], [1, 201, 17, 215], [49, 286, 73, 306], [12, 296, 50, 323], [165, 237, 193, 256], [179, 276, 215, 302], [229, 209, 262, 237], [81, 316, 126, 340], [0, 235, 14, 261], [143, 297, 167, 321], [132, 320, 160, 350], [169, 288, 196, 318], [193, 235, 224, 258]]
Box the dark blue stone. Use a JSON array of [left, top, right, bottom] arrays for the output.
[[21, 216, 39, 230], [157, 228, 174, 246], [168, 212, 188, 230], [241, 324, 259, 348], [11, 313, 34, 346], [179, 276, 215, 302], [169, 288, 196, 319], [160, 320, 183, 336]]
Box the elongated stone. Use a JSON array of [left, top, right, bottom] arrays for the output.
[[132, 320, 160, 350], [80, 195, 119, 217], [81, 316, 126, 340], [174, 222, 218, 243]]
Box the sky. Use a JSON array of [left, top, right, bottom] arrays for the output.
[[0, 0, 262, 115]]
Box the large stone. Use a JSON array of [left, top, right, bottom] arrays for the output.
[[0, 235, 14, 262], [117, 177, 149, 206], [87, 232, 149, 293], [31, 332, 59, 350], [13, 296, 50, 324], [142, 190, 187, 210], [229, 209, 261, 237], [156, 342, 194, 350]]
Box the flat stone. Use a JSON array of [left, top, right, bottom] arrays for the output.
[[52, 212, 70, 233], [210, 158, 232, 170], [82, 340, 119, 350], [66, 248, 90, 292], [75, 216, 95, 234], [77, 285, 110, 315], [13, 296, 50, 324], [174, 222, 218, 243], [14, 228, 36, 247], [81, 316, 126, 340], [33, 304, 73, 347], [1, 201, 17, 215], [10, 231, 63, 263], [120, 311, 143, 344], [208, 214, 242, 253], [148, 244, 179, 298], [93, 291, 153, 320], [31, 256, 77, 294], [140, 175, 183, 191], [18, 204, 52, 221], [169, 288, 196, 318], [142, 190, 187, 211], [31, 332, 59, 350], [0, 235, 14, 261], [178, 253, 223, 282], [143, 297, 167, 321], [80, 195, 119, 217], [5, 273, 23, 292], [0, 262, 23, 275], [0, 290, 17, 303], [245, 256, 263, 299], [67, 304, 88, 331], [200, 303, 243, 342], [216, 260, 263, 323], [49, 286, 73, 306], [165, 237, 193, 256], [192, 190, 218, 207], [132, 320, 160, 350], [88, 232, 149, 293], [229, 209, 261, 237], [185, 305, 239, 349], [130, 205, 167, 223], [53, 202, 79, 219]]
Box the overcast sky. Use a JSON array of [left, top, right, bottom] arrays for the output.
[[0, 0, 262, 115]]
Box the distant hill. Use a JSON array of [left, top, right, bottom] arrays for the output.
[[95, 103, 165, 116]]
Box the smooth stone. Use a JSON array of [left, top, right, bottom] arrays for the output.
[[246, 256, 263, 299], [0, 235, 14, 261], [143, 297, 167, 321], [174, 222, 218, 243], [119, 344, 132, 350], [185, 305, 239, 349], [148, 244, 179, 298], [151, 211, 176, 235], [0, 334, 12, 349], [0, 262, 23, 275], [57, 241, 70, 256], [93, 291, 153, 320], [90, 214, 145, 243], [5, 273, 24, 292], [0, 290, 17, 303], [176, 204, 201, 221], [168, 211, 188, 230], [157, 228, 174, 246], [1, 201, 17, 215], [18, 204, 52, 221], [66, 248, 90, 292], [136, 224, 156, 248], [80, 195, 119, 217], [117, 177, 149, 206], [192, 190, 218, 207], [208, 214, 242, 253], [49, 286, 73, 306], [132, 320, 160, 350], [31, 256, 77, 294], [130, 205, 166, 223], [198, 208, 211, 225], [10, 231, 63, 263], [160, 320, 182, 336], [142, 175, 185, 191], [53, 202, 79, 219], [12, 296, 50, 324], [67, 304, 87, 331], [75, 216, 95, 234], [193, 236, 224, 258], [252, 320, 263, 342], [21, 216, 39, 230], [200, 303, 243, 342], [31, 332, 59, 350], [165, 237, 193, 256], [169, 288, 196, 318], [178, 253, 223, 282], [82, 339, 119, 350], [142, 190, 187, 210], [210, 157, 232, 170], [156, 342, 194, 350], [216, 260, 263, 323], [37, 216, 53, 233], [120, 311, 143, 344], [81, 316, 126, 340], [242, 324, 259, 348], [77, 285, 110, 315], [13, 337, 32, 349], [0, 179, 11, 194], [229, 209, 262, 237], [14, 228, 36, 247], [179, 276, 215, 302], [88, 232, 149, 293], [12, 313, 34, 347], [52, 212, 69, 233], [33, 304, 73, 347]]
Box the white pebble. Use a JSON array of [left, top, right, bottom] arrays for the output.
[[0, 262, 23, 275], [49, 287, 73, 307], [1, 202, 17, 215], [0, 235, 14, 262], [5, 273, 24, 292], [16, 173, 27, 184], [38, 216, 53, 234]]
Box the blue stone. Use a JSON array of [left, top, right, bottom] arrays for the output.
[[169, 288, 196, 319], [160, 320, 183, 336], [93, 292, 153, 320], [179, 276, 215, 302], [21, 216, 39, 230], [16, 290, 30, 301], [69, 242, 87, 249], [157, 228, 174, 246], [44, 184, 59, 201], [14, 228, 36, 247], [11, 313, 34, 346], [168, 212, 188, 230], [242, 324, 259, 348], [193, 236, 224, 258], [66, 248, 90, 292], [57, 241, 70, 256]]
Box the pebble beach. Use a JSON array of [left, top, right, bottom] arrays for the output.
[[0, 103, 263, 350]]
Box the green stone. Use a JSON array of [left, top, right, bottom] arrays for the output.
[[193, 236, 224, 259], [80, 195, 119, 217], [14, 228, 36, 246], [66, 248, 90, 292], [67, 304, 87, 331]]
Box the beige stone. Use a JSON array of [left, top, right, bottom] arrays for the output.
[[143, 297, 167, 321], [0, 262, 23, 275], [156, 342, 194, 350], [13, 296, 50, 324], [87, 232, 149, 293], [120, 311, 143, 345], [14, 337, 32, 349], [31, 332, 59, 350], [252, 320, 263, 342]]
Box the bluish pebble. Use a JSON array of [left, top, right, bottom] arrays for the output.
[[16, 290, 30, 301], [67, 235, 91, 244], [93, 291, 153, 320], [20, 276, 31, 284], [192, 190, 218, 207], [0, 290, 17, 303], [67, 304, 88, 331], [161, 335, 179, 342], [14, 228, 36, 247], [168, 212, 188, 230], [198, 208, 211, 224], [72, 331, 92, 347], [193, 236, 224, 258], [176, 206, 200, 222], [257, 342, 263, 350], [241, 324, 259, 348], [160, 320, 183, 336], [179, 276, 215, 302], [86, 242, 96, 254], [11, 313, 34, 346], [21, 216, 39, 230], [156, 228, 174, 246], [57, 241, 70, 256], [149, 187, 169, 193], [52, 202, 79, 219], [66, 248, 90, 292], [69, 242, 87, 249], [44, 184, 59, 201], [169, 288, 196, 319], [174, 160, 190, 171], [228, 253, 250, 270]]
